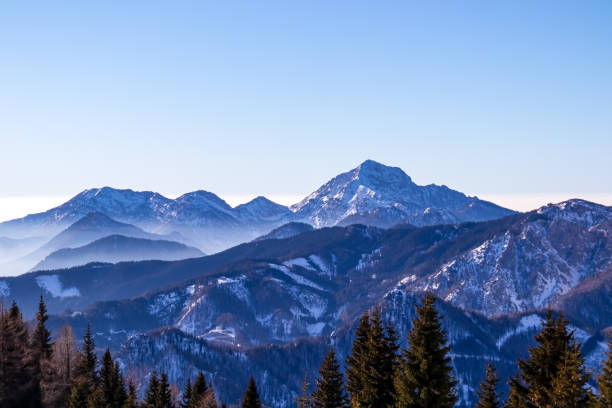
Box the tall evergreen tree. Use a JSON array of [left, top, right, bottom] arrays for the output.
[[74, 324, 98, 386], [311, 349, 349, 408], [122, 379, 139, 408], [345, 308, 399, 407], [180, 378, 192, 408], [158, 373, 174, 408], [345, 311, 371, 406], [393, 293, 457, 408], [241, 376, 262, 408], [0, 301, 38, 408], [549, 342, 592, 408], [190, 371, 208, 407], [32, 295, 53, 359], [100, 349, 118, 407], [507, 311, 590, 408], [598, 342, 612, 408], [68, 381, 90, 408], [87, 386, 108, 408], [144, 371, 160, 408], [476, 362, 501, 408]]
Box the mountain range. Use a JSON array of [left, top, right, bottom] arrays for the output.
[[0, 160, 514, 270], [0, 160, 609, 406]]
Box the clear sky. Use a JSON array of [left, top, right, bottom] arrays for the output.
[[1, 1, 611, 221]]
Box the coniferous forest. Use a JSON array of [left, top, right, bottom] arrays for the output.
[[2, 294, 612, 408]]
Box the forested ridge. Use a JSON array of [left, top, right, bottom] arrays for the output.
[[2, 295, 612, 407]]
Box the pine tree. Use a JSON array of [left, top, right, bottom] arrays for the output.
[[32, 295, 53, 359], [475, 362, 501, 408], [241, 377, 262, 408], [345, 311, 371, 406], [549, 342, 593, 408], [507, 311, 589, 408], [144, 371, 160, 408], [180, 378, 192, 408], [68, 381, 91, 408], [122, 379, 139, 408], [113, 362, 128, 408], [100, 349, 116, 406], [191, 371, 208, 403], [506, 375, 529, 408], [158, 373, 174, 408], [0, 301, 38, 408], [345, 308, 399, 407], [87, 386, 109, 408], [74, 324, 98, 387], [597, 341, 612, 408], [394, 293, 457, 408], [311, 349, 349, 408], [195, 389, 218, 408]]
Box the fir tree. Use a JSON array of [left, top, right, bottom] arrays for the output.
[[113, 362, 128, 408], [122, 379, 139, 408], [180, 378, 192, 408], [0, 301, 39, 408], [598, 341, 612, 408], [87, 386, 109, 408], [32, 295, 53, 359], [475, 362, 501, 408], [241, 376, 262, 408], [507, 311, 589, 408], [158, 373, 174, 408], [74, 323, 98, 387], [68, 381, 91, 408], [345, 308, 399, 407], [549, 342, 593, 408], [100, 349, 119, 407], [190, 371, 208, 407], [144, 371, 160, 408], [394, 293, 457, 408], [311, 349, 349, 408], [345, 311, 371, 406]]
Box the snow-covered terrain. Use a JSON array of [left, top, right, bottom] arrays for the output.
[[35, 274, 80, 298], [291, 160, 514, 228]]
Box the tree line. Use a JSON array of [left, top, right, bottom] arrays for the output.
[[2, 293, 612, 407], [297, 293, 612, 408], [0, 297, 265, 408]]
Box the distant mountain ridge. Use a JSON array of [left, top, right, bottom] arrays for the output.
[[32, 234, 204, 272], [19, 198, 607, 407], [0, 160, 516, 264]]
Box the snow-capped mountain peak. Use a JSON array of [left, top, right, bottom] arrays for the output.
[[290, 159, 514, 228]]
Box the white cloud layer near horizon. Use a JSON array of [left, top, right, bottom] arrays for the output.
[[0, 193, 610, 224]]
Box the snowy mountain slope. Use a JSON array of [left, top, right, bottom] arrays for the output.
[[26, 199, 611, 407], [47, 201, 612, 349], [31, 234, 204, 272], [0, 160, 516, 256], [290, 160, 515, 228], [0, 187, 293, 254], [114, 293, 609, 408], [253, 222, 314, 242], [406, 200, 612, 316]]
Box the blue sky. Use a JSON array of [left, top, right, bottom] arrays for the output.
[[0, 1, 611, 220]]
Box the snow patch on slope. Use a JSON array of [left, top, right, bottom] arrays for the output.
[[0, 281, 9, 297], [35, 275, 80, 298], [496, 314, 543, 348], [269, 264, 324, 291]]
